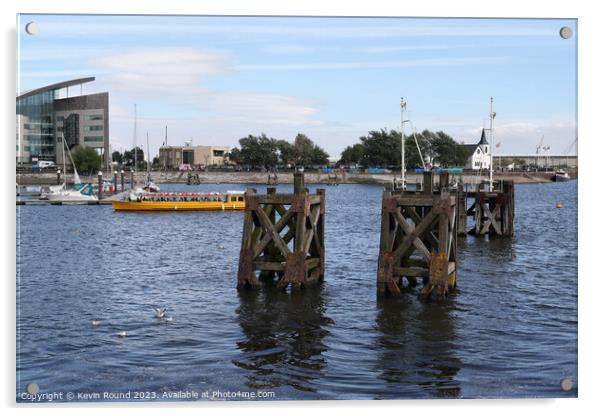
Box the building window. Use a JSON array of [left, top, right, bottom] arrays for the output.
[[84, 125, 103, 131], [56, 116, 64, 122], [85, 114, 103, 121], [213, 150, 225, 157], [84, 136, 104, 142]]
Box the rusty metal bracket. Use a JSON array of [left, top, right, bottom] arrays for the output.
[[280, 251, 307, 288], [419, 251, 449, 299], [237, 248, 258, 288], [432, 196, 453, 216], [245, 195, 260, 211], [383, 197, 398, 213], [291, 195, 310, 214]]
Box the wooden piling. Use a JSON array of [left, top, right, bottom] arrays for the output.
[[237, 173, 325, 291], [57, 170, 61, 185], [377, 173, 458, 299], [469, 180, 515, 237], [457, 184, 467, 236]]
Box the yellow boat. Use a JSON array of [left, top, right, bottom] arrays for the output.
[[112, 190, 246, 212]]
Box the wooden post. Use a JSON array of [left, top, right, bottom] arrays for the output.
[[294, 172, 305, 194], [120, 170, 125, 192], [457, 184, 467, 236], [423, 171, 434, 194], [56, 169, 61, 185], [439, 171, 449, 190], [97, 171, 103, 200], [113, 171, 118, 193], [237, 174, 325, 291]]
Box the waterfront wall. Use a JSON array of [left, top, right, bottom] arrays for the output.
[[17, 169, 576, 186]]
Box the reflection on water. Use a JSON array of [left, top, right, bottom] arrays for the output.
[[374, 297, 461, 398], [234, 286, 333, 393]]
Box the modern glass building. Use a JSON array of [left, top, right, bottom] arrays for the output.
[[16, 77, 109, 168]]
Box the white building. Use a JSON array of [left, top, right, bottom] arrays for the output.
[[461, 129, 491, 170]]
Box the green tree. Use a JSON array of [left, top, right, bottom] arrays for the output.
[[111, 150, 123, 164], [291, 133, 329, 166], [358, 129, 401, 167], [122, 146, 145, 168], [72, 146, 102, 175], [235, 134, 279, 168], [276, 140, 295, 165], [340, 143, 365, 165], [430, 131, 470, 167]]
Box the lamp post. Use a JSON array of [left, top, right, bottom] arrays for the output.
[[57, 168, 61, 185], [120, 170, 125, 192]]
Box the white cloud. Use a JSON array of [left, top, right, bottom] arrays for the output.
[[93, 48, 230, 97], [233, 56, 509, 71]]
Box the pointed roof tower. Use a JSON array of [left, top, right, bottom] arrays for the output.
[[477, 128, 488, 145]]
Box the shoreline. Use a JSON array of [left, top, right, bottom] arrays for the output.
[[16, 170, 575, 186]]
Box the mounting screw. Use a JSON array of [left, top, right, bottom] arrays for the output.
[[559, 26, 573, 39], [25, 22, 38, 35]]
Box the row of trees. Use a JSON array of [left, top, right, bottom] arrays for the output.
[[339, 129, 471, 168], [228, 133, 329, 168]]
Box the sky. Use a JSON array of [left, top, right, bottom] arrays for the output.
[[16, 15, 577, 159]]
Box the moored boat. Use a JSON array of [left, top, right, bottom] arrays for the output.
[[551, 170, 570, 182], [112, 190, 245, 211]]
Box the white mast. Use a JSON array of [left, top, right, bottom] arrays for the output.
[[489, 97, 496, 191], [400, 97, 406, 189], [133, 104, 137, 172]]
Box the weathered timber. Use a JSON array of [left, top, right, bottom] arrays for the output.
[[237, 173, 325, 291], [267, 169, 278, 185], [378, 172, 458, 300], [468, 180, 515, 237], [457, 184, 467, 236]]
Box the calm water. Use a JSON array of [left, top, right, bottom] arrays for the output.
[[16, 181, 578, 401]]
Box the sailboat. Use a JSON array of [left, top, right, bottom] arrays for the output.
[[142, 132, 160, 193], [40, 134, 98, 202]]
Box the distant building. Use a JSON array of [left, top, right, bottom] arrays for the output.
[[159, 144, 230, 169], [16, 77, 109, 168], [460, 128, 491, 170]]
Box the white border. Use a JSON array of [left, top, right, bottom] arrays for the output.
[[3, 1, 600, 415]]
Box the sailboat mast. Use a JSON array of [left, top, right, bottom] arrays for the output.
[[133, 104, 137, 172], [61, 132, 66, 186], [400, 97, 406, 189], [489, 97, 495, 192], [147, 132, 150, 181]]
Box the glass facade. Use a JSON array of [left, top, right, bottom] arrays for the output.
[[17, 89, 58, 161]]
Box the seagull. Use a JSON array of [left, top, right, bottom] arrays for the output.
[[91, 320, 101, 326], [152, 307, 167, 319], [117, 331, 128, 337]]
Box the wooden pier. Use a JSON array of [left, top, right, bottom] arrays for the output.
[[237, 173, 325, 291], [377, 171, 458, 299], [467, 180, 515, 237]]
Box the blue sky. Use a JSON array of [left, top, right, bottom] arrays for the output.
[[17, 15, 577, 159]]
